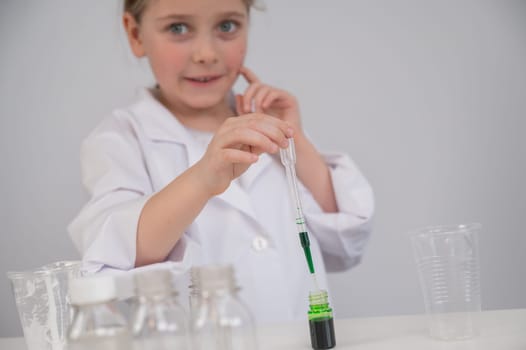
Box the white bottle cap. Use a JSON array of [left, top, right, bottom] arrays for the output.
[[69, 275, 117, 305]]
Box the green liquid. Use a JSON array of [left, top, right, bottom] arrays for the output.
[[309, 318, 336, 349], [299, 232, 315, 274], [308, 300, 333, 321], [308, 290, 336, 349]]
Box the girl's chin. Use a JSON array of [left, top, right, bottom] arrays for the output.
[[185, 96, 225, 109], [161, 86, 233, 112], [180, 92, 228, 109]]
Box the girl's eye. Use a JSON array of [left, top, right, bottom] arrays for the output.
[[168, 23, 189, 34], [219, 20, 237, 33]]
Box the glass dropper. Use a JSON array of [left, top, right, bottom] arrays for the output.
[[280, 138, 319, 290]]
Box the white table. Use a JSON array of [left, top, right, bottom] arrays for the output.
[[2, 309, 525, 349]]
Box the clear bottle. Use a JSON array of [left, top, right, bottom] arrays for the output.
[[308, 290, 336, 349], [130, 269, 189, 350], [190, 265, 258, 350], [188, 267, 201, 313], [67, 275, 132, 350]]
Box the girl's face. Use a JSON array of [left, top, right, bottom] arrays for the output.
[[125, 0, 248, 112]]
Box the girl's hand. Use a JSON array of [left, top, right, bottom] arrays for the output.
[[237, 67, 302, 135], [194, 113, 293, 197]]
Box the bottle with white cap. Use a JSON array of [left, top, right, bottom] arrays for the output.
[[190, 264, 258, 350], [131, 268, 189, 350], [67, 275, 132, 350]]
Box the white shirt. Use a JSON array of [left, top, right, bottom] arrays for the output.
[[68, 87, 374, 324]]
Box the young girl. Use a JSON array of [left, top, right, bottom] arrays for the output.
[[69, 0, 374, 323]]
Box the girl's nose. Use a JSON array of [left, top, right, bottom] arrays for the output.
[[192, 37, 218, 65]]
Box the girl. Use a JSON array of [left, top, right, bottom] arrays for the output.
[[69, 0, 374, 323]]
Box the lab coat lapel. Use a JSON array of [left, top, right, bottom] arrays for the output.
[[132, 88, 202, 166], [238, 152, 276, 189], [214, 153, 276, 224], [215, 180, 258, 222], [132, 88, 261, 223]]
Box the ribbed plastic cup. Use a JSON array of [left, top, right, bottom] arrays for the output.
[[410, 224, 481, 340], [7, 261, 81, 350]]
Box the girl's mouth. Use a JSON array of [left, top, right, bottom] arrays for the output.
[[184, 75, 222, 85]]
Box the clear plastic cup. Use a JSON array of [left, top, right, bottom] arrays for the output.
[[7, 261, 81, 350], [410, 223, 481, 340]]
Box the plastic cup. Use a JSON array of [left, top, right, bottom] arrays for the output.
[[7, 261, 81, 350], [410, 224, 481, 340]]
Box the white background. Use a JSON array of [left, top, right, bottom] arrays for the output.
[[1, 0, 525, 336]]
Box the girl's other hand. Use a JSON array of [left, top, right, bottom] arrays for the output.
[[237, 67, 302, 134], [194, 113, 293, 197]]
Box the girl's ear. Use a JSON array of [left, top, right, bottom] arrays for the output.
[[123, 12, 146, 58]]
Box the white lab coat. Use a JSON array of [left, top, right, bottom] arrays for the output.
[[68, 87, 374, 323]]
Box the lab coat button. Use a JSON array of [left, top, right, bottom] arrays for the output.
[[252, 236, 268, 252]]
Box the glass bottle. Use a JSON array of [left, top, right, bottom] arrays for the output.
[[130, 269, 189, 349], [67, 275, 131, 350], [188, 267, 201, 313], [308, 290, 336, 349], [190, 265, 258, 350]]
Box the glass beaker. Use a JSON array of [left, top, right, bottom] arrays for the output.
[[7, 260, 81, 350], [410, 224, 481, 340]]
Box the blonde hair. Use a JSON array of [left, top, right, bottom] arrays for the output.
[[124, 0, 257, 22]]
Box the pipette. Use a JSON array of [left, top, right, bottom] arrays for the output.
[[280, 138, 319, 290]]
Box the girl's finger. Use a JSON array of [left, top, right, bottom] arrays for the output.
[[239, 113, 293, 146], [235, 94, 244, 116], [221, 148, 258, 164], [262, 90, 282, 109], [242, 82, 264, 112], [222, 113, 293, 140], [239, 66, 260, 84], [253, 86, 273, 113], [250, 145, 264, 156], [220, 127, 279, 154], [250, 118, 290, 148]]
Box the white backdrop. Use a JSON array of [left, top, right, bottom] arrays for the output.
[[1, 0, 525, 337]]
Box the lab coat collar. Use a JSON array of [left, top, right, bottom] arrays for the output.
[[131, 87, 195, 146], [128, 87, 273, 222]]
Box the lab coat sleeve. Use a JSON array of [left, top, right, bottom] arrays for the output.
[[301, 152, 374, 272], [68, 115, 153, 274]]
